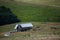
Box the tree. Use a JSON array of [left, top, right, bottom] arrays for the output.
[[0, 6, 20, 25]]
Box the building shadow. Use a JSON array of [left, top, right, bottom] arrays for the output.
[[0, 6, 21, 26]]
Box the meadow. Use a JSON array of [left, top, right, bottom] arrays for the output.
[[0, 0, 60, 40], [0, 22, 60, 40], [0, 0, 60, 22]]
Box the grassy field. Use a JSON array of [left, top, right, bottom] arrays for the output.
[[15, 0, 60, 5], [0, 0, 60, 35], [0, 0, 60, 22], [0, 22, 60, 40], [0, 0, 60, 40], [0, 22, 60, 33]]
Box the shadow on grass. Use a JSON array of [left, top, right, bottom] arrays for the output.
[[0, 6, 21, 26]]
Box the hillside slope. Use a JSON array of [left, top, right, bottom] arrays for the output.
[[0, 0, 60, 22], [15, 0, 60, 5], [0, 22, 60, 40]]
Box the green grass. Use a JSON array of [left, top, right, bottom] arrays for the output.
[[0, 1, 60, 40], [14, 6, 60, 22], [0, 0, 60, 32], [10, 6, 60, 22], [0, 1, 60, 22]]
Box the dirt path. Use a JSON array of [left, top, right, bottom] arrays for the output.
[[48, 5, 60, 7]]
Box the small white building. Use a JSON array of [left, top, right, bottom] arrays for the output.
[[14, 23, 33, 32]]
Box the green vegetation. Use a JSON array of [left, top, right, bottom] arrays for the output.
[[0, 6, 20, 25], [0, 1, 60, 22], [0, 0, 60, 40], [13, 5, 60, 22]]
